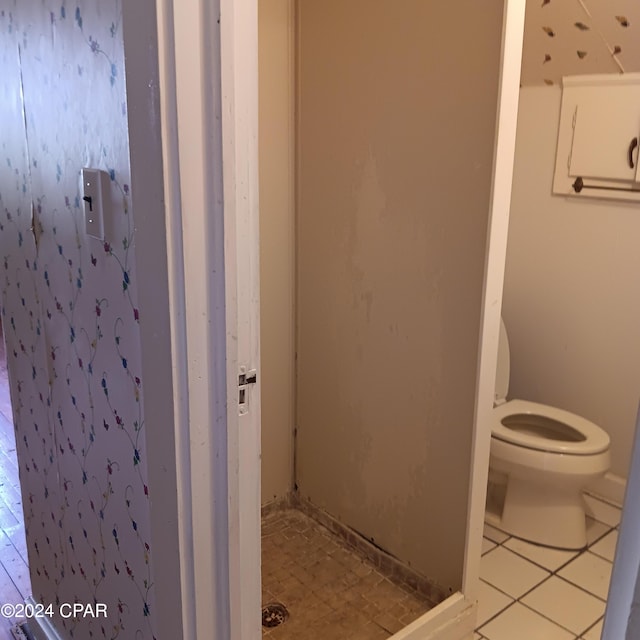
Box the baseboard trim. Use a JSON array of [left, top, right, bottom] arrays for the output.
[[19, 598, 63, 640], [587, 472, 627, 508]]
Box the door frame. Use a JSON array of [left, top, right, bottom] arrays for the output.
[[156, 0, 261, 637], [157, 0, 524, 638], [461, 0, 525, 601]]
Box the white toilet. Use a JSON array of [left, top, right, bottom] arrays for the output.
[[487, 319, 610, 549]]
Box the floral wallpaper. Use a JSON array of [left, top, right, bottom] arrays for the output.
[[521, 0, 640, 86], [0, 2, 157, 638]]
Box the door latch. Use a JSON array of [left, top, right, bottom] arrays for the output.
[[238, 367, 257, 415]]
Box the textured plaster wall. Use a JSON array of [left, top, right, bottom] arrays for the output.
[[0, 3, 167, 638]]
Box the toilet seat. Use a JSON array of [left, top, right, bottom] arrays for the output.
[[492, 399, 609, 456]]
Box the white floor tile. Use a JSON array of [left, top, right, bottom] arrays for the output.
[[558, 551, 613, 600], [480, 547, 549, 598], [482, 537, 497, 555], [483, 523, 509, 544], [586, 516, 612, 546], [590, 529, 618, 563], [476, 580, 514, 627], [582, 617, 604, 640], [584, 494, 622, 527], [504, 537, 578, 571], [479, 602, 573, 640], [521, 576, 606, 635]]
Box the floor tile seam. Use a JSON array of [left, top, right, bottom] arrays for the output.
[[0, 559, 27, 601], [0, 461, 20, 484], [478, 576, 516, 603], [519, 569, 562, 597], [0, 447, 17, 468], [497, 530, 615, 576], [585, 525, 615, 547], [552, 573, 608, 603], [481, 544, 554, 592], [499, 541, 578, 574], [370, 617, 396, 635], [579, 614, 604, 639], [0, 494, 22, 524], [479, 599, 581, 640], [583, 549, 614, 565], [489, 560, 607, 609], [0, 530, 28, 568], [587, 547, 614, 563], [517, 594, 604, 637], [0, 540, 27, 566], [0, 449, 19, 473], [479, 571, 573, 615], [483, 533, 511, 546], [476, 575, 606, 638], [475, 597, 518, 632]]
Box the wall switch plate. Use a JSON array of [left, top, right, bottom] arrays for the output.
[[81, 168, 109, 240]]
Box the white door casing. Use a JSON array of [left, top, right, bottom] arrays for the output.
[[462, 0, 526, 602], [220, 0, 262, 637], [157, 0, 261, 637]]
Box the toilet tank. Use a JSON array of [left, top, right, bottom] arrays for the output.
[[495, 318, 510, 405]]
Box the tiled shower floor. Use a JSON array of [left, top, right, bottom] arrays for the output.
[[261, 509, 432, 639]]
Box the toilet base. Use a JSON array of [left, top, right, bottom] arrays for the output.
[[498, 476, 587, 549]]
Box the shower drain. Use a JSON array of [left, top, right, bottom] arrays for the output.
[[262, 602, 289, 628]]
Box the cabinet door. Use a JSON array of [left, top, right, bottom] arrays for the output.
[[569, 85, 640, 182]]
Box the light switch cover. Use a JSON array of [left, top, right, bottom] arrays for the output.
[[81, 168, 109, 240]]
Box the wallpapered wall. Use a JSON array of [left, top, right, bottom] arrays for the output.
[[0, 2, 157, 638], [521, 0, 640, 85]]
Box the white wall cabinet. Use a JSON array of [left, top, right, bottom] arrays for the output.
[[553, 74, 640, 202]]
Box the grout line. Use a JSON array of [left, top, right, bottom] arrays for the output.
[[499, 542, 579, 574], [586, 525, 615, 547], [479, 501, 617, 638], [518, 599, 588, 637], [487, 534, 611, 601], [475, 591, 516, 631], [478, 546, 609, 634], [479, 575, 603, 639], [580, 614, 604, 639], [554, 572, 608, 604]]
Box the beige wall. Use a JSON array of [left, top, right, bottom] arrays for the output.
[[503, 86, 640, 482], [295, 0, 504, 591], [258, 0, 295, 503]]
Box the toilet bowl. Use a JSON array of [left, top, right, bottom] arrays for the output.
[[487, 319, 610, 549]]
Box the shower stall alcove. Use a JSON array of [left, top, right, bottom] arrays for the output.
[[258, 1, 507, 638]]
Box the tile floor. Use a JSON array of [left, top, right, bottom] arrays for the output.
[[261, 509, 433, 639], [475, 494, 620, 640]]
